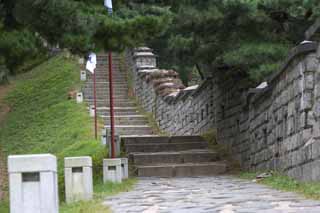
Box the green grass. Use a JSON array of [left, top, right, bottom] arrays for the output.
[[60, 178, 137, 213], [239, 172, 320, 200]]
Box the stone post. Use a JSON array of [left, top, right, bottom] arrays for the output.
[[64, 157, 93, 203], [121, 158, 129, 179], [133, 47, 157, 71], [101, 128, 107, 146], [89, 105, 95, 117], [8, 154, 59, 213], [76, 92, 83, 103], [80, 70, 86, 81], [103, 159, 122, 183]]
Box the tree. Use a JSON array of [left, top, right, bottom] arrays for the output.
[[147, 0, 320, 84]]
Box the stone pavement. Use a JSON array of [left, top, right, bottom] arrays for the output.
[[103, 176, 320, 213]]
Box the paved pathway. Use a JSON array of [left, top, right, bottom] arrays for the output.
[[104, 176, 320, 213]]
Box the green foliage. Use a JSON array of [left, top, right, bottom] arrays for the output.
[[60, 179, 137, 213], [0, 28, 46, 74], [239, 171, 320, 200], [148, 0, 320, 84]]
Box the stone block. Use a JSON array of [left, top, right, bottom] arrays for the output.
[[89, 105, 95, 117], [80, 70, 86, 81], [64, 157, 93, 203], [8, 154, 59, 213], [78, 58, 85, 65], [121, 158, 129, 179], [103, 159, 122, 183], [304, 73, 314, 90], [76, 92, 83, 103], [304, 54, 319, 72]]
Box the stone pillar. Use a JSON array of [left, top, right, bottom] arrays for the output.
[[89, 105, 95, 117], [101, 128, 107, 146], [80, 70, 86, 81], [103, 159, 122, 183], [76, 92, 83, 103], [8, 154, 59, 213], [64, 157, 93, 203], [121, 158, 129, 179], [78, 58, 85, 65], [133, 47, 157, 71]]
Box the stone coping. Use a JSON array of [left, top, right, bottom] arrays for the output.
[[8, 154, 57, 173], [64, 156, 92, 168]]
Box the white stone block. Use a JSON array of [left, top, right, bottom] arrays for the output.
[[8, 154, 58, 213], [103, 159, 122, 183], [76, 92, 83, 103], [108, 135, 121, 157], [64, 157, 93, 203], [78, 58, 85, 65], [89, 105, 95, 117], [121, 158, 128, 179], [101, 128, 107, 146], [80, 70, 86, 81]]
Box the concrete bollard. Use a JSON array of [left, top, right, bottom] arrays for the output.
[[76, 92, 83, 103], [78, 58, 85, 65], [103, 159, 122, 183], [8, 154, 59, 213], [64, 157, 93, 204], [89, 105, 95, 117], [80, 70, 86, 81], [101, 128, 107, 146], [121, 158, 129, 180], [108, 135, 121, 157]]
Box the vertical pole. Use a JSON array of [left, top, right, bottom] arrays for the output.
[[93, 70, 98, 139], [108, 52, 116, 158]]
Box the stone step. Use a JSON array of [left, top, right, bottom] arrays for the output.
[[83, 90, 128, 96], [84, 100, 134, 107], [122, 135, 206, 145], [125, 142, 208, 153], [131, 150, 219, 165], [104, 125, 154, 136], [84, 95, 129, 100], [102, 115, 148, 125], [97, 108, 140, 116], [135, 162, 227, 177]]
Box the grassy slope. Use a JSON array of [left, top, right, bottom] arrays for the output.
[[0, 54, 136, 212]]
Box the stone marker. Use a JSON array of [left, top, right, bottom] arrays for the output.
[[80, 70, 86, 81], [101, 128, 107, 145], [78, 58, 85, 65], [108, 135, 121, 157], [121, 158, 129, 179], [76, 92, 83, 103], [8, 154, 59, 213], [64, 157, 93, 203], [103, 159, 122, 183], [89, 105, 95, 117]]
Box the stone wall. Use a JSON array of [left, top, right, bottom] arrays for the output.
[[126, 42, 320, 181]]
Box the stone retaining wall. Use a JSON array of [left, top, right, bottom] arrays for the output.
[[126, 42, 320, 181]]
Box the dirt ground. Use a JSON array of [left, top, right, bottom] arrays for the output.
[[0, 83, 13, 201]]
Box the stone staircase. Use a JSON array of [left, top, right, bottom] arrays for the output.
[[122, 136, 227, 177], [83, 53, 227, 177], [83, 53, 155, 136]]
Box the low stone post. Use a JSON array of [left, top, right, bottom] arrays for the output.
[[108, 135, 121, 157], [89, 105, 95, 117], [121, 158, 129, 179], [103, 159, 122, 183], [76, 92, 83, 103], [101, 128, 107, 146], [78, 58, 85, 65], [8, 154, 59, 213], [64, 157, 93, 203], [80, 70, 86, 81]]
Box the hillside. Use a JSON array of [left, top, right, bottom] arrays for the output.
[[0, 54, 106, 212]]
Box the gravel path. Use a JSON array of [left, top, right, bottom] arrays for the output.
[[104, 176, 320, 213]]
